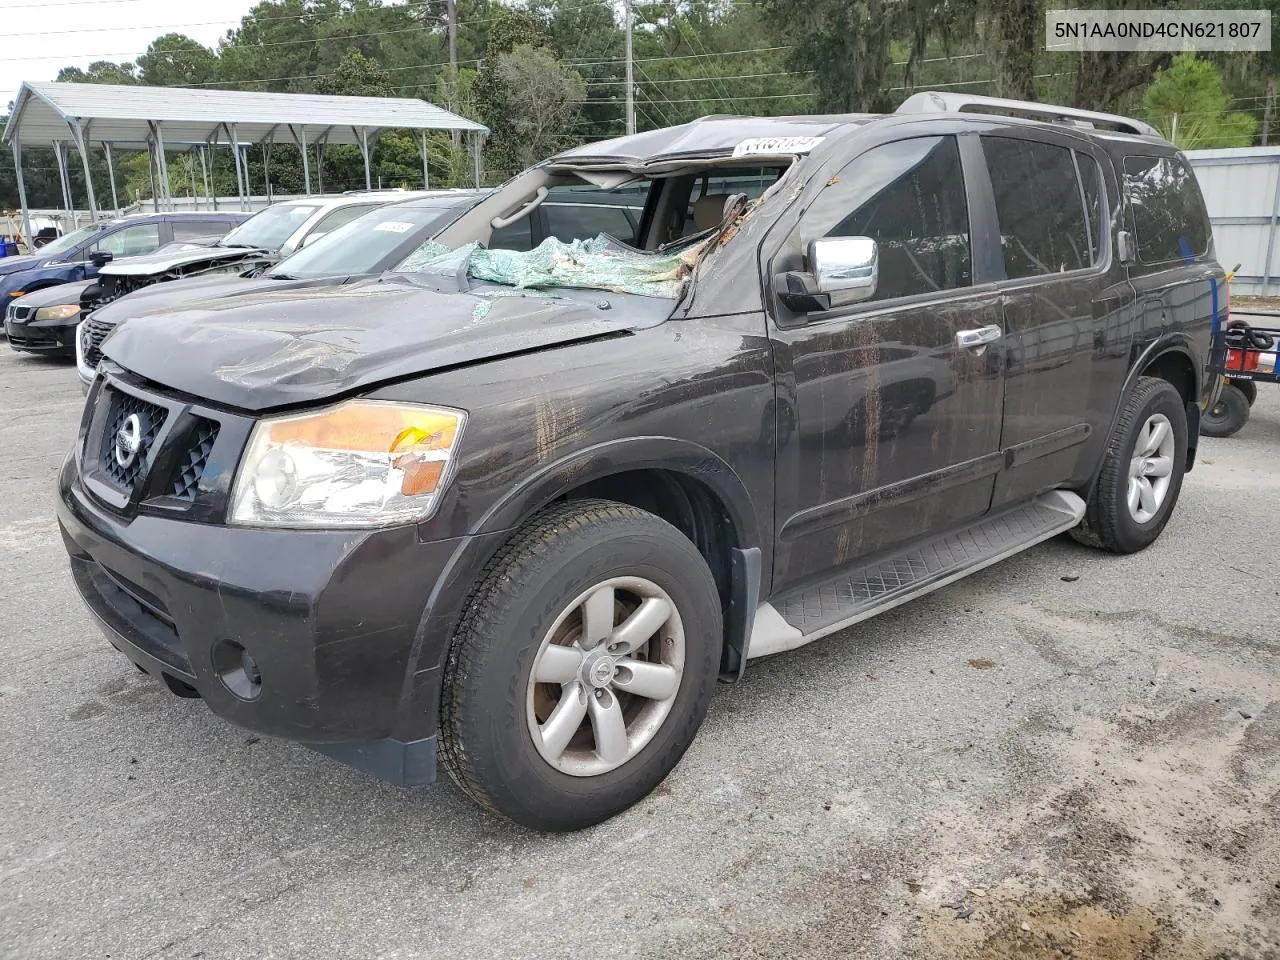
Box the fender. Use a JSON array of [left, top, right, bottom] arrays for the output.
[[474, 437, 766, 685], [391, 437, 766, 735], [11, 278, 70, 296], [473, 435, 762, 550]]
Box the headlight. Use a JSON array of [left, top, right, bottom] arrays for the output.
[[229, 400, 465, 528], [34, 304, 80, 322]]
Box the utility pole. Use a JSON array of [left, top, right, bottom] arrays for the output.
[[448, 0, 460, 149], [625, 0, 635, 135]]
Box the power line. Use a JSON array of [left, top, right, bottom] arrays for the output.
[[7, 24, 435, 61], [15, 0, 452, 30], [562, 45, 793, 66], [588, 69, 811, 87], [638, 5, 742, 114], [637, 92, 813, 104], [11, 18, 251, 38], [11, 0, 619, 41], [633, 62, 680, 127], [149, 45, 797, 95], [3, 0, 158, 7]]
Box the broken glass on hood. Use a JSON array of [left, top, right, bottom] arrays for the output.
[[396, 232, 713, 300]]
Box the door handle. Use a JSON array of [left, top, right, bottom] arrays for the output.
[[956, 325, 1002, 349]]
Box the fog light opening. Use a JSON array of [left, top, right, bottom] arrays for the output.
[[212, 639, 263, 701]]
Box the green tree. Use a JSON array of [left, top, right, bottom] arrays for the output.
[[631, 1, 812, 125], [531, 0, 624, 139], [1142, 53, 1257, 148], [758, 0, 957, 112], [474, 10, 558, 178], [55, 61, 139, 84], [138, 34, 219, 86], [315, 49, 396, 97], [494, 45, 587, 171]]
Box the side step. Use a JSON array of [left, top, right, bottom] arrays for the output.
[[747, 490, 1085, 659]]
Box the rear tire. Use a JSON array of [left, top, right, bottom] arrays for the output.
[[1201, 383, 1250, 438], [439, 499, 721, 831], [1072, 377, 1187, 554]]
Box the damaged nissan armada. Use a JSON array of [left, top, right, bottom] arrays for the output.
[[58, 93, 1225, 831]]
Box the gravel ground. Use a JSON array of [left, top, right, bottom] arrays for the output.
[[1, 344, 1277, 960]]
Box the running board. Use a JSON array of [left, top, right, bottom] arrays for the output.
[[747, 490, 1086, 659]]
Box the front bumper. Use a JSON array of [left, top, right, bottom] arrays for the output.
[[57, 452, 494, 787], [6, 311, 78, 355]]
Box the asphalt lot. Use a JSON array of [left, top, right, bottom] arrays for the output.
[[1, 344, 1277, 960]]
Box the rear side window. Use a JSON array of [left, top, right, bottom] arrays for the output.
[[172, 220, 231, 242], [307, 204, 380, 241], [92, 223, 162, 258], [981, 137, 1090, 279], [1122, 156, 1210, 264], [804, 135, 972, 302]]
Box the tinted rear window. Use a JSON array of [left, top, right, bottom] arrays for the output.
[[1122, 156, 1210, 264], [981, 137, 1090, 278]]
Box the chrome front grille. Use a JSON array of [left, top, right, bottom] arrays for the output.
[[81, 375, 230, 513], [80, 314, 116, 370], [171, 419, 220, 502], [97, 388, 167, 495]]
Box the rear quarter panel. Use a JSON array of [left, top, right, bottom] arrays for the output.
[[1114, 145, 1224, 410]]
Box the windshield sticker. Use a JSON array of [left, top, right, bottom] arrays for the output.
[[731, 136, 824, 158], [374, 221, 415, 234]]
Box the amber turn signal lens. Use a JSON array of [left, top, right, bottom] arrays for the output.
[[397, 457, 445, 496], [265, 402, 461, 454]]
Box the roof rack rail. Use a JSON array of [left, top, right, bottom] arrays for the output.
[[895, 91, 1160, 138]]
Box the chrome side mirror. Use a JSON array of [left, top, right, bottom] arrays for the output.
[[809, 236, 878, 302]]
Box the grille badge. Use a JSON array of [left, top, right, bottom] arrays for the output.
[[114, 413, 145, 468]]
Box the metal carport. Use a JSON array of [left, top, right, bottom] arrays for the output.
[[3, 81, 489, 246]]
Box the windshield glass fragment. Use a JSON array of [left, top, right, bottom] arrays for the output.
[[397, 233, 712, 299]]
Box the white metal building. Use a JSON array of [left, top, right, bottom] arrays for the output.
[[3, 81, 489, 246], [1186, 146, 1280, 297]]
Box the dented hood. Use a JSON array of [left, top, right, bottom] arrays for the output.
[[101, 278, 670, 412], [90, 273, 338, 324], [100, 244, 272, 277]]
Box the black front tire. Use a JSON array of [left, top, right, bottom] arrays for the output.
[[1201, 383, 1250, 438], [1072, 376, 1188, 554], [439, 499, 721, 831]]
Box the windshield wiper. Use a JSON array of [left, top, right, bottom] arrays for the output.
[[267, 272, 297, 280]]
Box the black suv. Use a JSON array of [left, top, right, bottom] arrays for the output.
[[57, 93, 1224, 831]]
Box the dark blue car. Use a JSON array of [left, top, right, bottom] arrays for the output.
[[0, 211, 247, 312]]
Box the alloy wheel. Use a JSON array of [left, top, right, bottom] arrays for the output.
[[1127, 412, 1176, 524], [526, 576, 685, 777]]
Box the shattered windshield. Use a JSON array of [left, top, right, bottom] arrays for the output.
[[396, 233, 710, 299], [392, 164, 788, 299]]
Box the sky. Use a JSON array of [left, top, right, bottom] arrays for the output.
[[2, 0, 257, 106]]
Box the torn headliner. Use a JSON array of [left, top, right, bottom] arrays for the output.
[[551, 114, 879, 169]]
